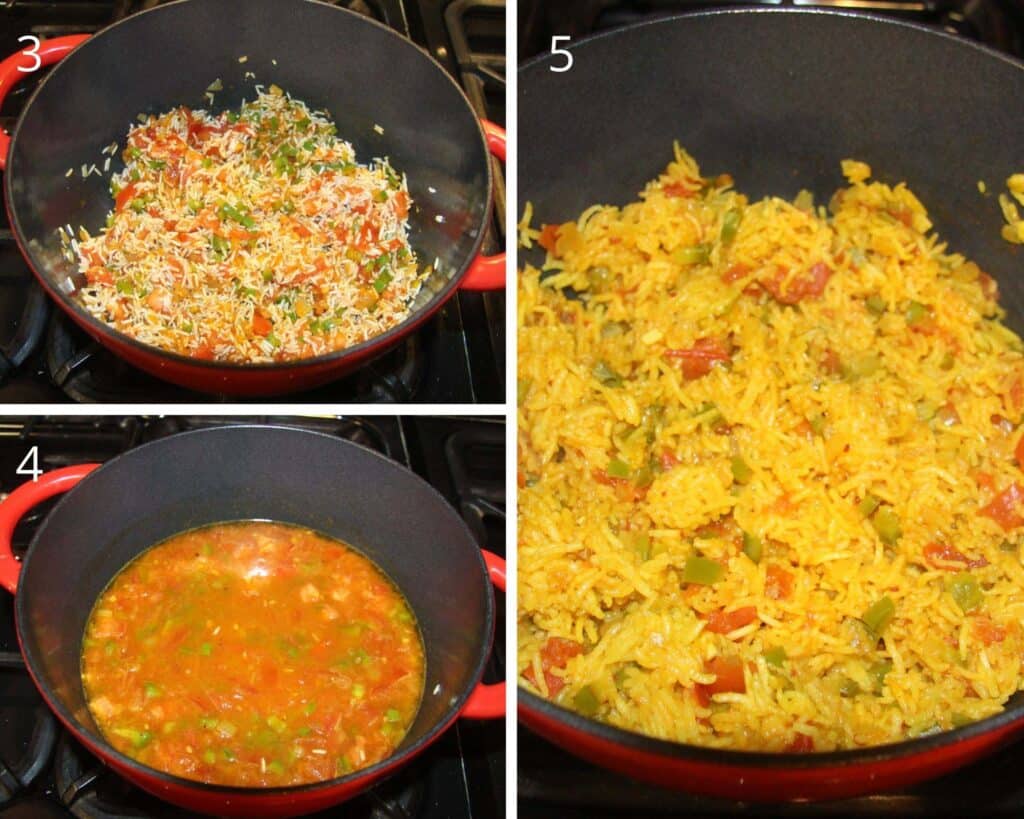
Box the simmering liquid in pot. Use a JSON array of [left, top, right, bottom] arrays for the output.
[[81, 521, 424, 786]]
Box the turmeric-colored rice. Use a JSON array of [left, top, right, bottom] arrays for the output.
[[518, 146, 1024, 751]]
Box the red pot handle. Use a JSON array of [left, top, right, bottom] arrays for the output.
[[461, 549, 505, 719], [459, 120, 506, 292], [0, 34, 90, 171], [0, 464, 99, 594]]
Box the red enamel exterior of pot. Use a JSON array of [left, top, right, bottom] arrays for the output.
[[520, 690, 1024, 801], [0, 426, 504, 817], [0, 0, 505, 396]]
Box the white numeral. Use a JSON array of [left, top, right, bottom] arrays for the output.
[[550, 36, 573, 73], [16, 446, 41, 482], [17, 36, 41, 74]]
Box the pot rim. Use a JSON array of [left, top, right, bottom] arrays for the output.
[[518, 685, 1024, 769]]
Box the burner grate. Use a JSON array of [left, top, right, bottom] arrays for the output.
[[0, 662, 57, 809]]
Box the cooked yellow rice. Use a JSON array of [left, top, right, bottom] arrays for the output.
[[1000, 173, 1024, 244], [518, 145, 1024, 751]]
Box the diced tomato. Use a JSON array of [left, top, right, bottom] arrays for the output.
[[292, 222, 313, 239], [794, 420, 814, 439], [360, 220, 381, 245], [252, 312, 273, 337], [972, 616, 1007, 645], [937, 402, 961, 426], [84, 267, 114, 285], [703, 606, 758, 635], [521, 667, 543, 691], [886, 206, 913, 228], [785, 733, 815, 753], [722, 263, 751, 284], [664, 337, 731, 380], [229, 228, 256, 244], [692, 685, 711, 709], [187, 117, 230, 145], [146, 288, 171, 314], [820, 348, 842, 375], [765, 566, 794, 600], [393, 191, 409, 220], [699, 655, 746, 697], [537, 224, 560, 254], [543, 637, 585, 669], [659, 450, 681, 471], [192, 341, 216, 361], [115, 182, 138, 213], [979, 482, 1024, 531], [978, 272, 999, 301], [521, 637, 584, 697], [695, 519, 731, 539], [761, 262, 833, 305], [517, 470, 526, 489], [166, 257, 186, 279], [198, 211, 221, 230], [973, 471, 996, 492], [923, 542, 988, 570], [772, 494, 797, 516], [662, 180, 699, 198], [992, 414, 1014, 435], [1011, 377, 1024, 412], [591, 470, 649, 503]]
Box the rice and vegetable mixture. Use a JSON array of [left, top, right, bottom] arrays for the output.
[[518, 145, 1024, 752], [67, 85, 421, 363]]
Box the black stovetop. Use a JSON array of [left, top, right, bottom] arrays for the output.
[[0, 0, 505, 403], [517, 1, 1024, 817], [0, 415, 505, 818]]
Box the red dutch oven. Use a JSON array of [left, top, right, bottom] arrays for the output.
[[0, 425, 504, 817], [0, 0, 505, 396], [519, 8, 1024, 802]]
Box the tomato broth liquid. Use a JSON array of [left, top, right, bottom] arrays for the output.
[[81, 521, 424, 786]]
